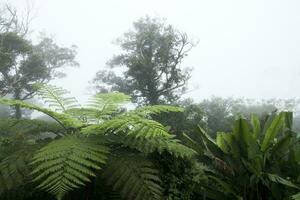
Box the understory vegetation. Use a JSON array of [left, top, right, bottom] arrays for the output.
[[0, 85, 300, 200]]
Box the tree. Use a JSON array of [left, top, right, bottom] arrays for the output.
[[0, 3, 32, 36], [0, 84, 195, 199], [92, 17, 196, 105], [0, 5, 78, 118]]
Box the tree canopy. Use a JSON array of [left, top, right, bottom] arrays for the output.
[[0, 5, 79, 118], [92, 17, 196, 105]]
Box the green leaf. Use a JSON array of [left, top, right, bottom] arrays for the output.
[[0, 98, 81, 129], [266, 173, 299, 189], [251, 114, 261, 139], [101, 154, 163, 200], [261, 113, 285, 152], [35, 84, 80, 113], [31, 136, 109, 199]]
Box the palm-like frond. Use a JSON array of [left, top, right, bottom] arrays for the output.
[[102, 154, 163, 200], [31, 136, 109, 199]]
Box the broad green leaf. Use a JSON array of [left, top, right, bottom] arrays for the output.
[[251, 114, 261, 139], [261, 113, 285, 152]]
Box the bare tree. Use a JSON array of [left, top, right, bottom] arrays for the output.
[[0, 2, 35, 36]]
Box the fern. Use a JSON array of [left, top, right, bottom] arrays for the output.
[[0, 98, 81, 129], [0, 118, 63, 136], [88, 92, 130, 110], [83, 93, 130, 122], [0, 84, 195, 199], [102, 154, 163, 200], [132, 105, 184, 117], [0, 145, 40, 194], [35, 84, 80, 113], [82, 115, 196, 158], [30, 136, 109, 199]]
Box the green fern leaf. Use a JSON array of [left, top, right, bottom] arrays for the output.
[[35, 84, 80, 112], [132, 105, 184, 117], [0, 98, 81, 129], [82, 115, 196, 158], [85, 93, 130, 121], [0, 145, 39, 195], [101, 154, 163, 200], [31, 136, 109, 199]]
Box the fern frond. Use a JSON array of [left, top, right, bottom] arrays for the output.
[[0, 98, 81, 129], [30, 136, 109, 199], [102, 154, 163, 200], [35, 84, 80, 112], [132, 105, 184, 117], [88, 92, 130, 109], [82, 115, 196, 158], [0, 118, 63, 136], [0, 145, 40, 195], [85, 93, 130, 121], [82, 115, 170, 137]]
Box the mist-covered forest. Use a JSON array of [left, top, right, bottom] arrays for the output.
[[1, 1, 300, 200]]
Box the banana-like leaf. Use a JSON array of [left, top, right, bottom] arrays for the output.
[[251, 114, 261, 139], [261, 113, 285, 152], [266, 173, 299, 189]]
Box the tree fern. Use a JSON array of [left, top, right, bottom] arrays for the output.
[[101, 153, 162, 200], [0, 84, 195, 199], [30, 136, 109, 199]]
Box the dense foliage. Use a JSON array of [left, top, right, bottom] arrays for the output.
[[1, 5, 300, 200], [0, 84, 195, 200], [0, 5, 78, 118], [181, 111, 300, 199]]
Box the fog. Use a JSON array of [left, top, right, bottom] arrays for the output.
[[9, 0, 300, 102]]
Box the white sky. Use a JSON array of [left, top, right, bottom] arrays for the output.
[[7, 0, 300, 102]]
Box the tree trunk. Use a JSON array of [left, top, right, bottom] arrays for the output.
[[148, 90, 159, 105], [14, 88, 22, 119], [14, 105, 21, 119]]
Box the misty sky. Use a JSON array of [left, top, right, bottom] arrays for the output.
[[9, 0, 300, 102]]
